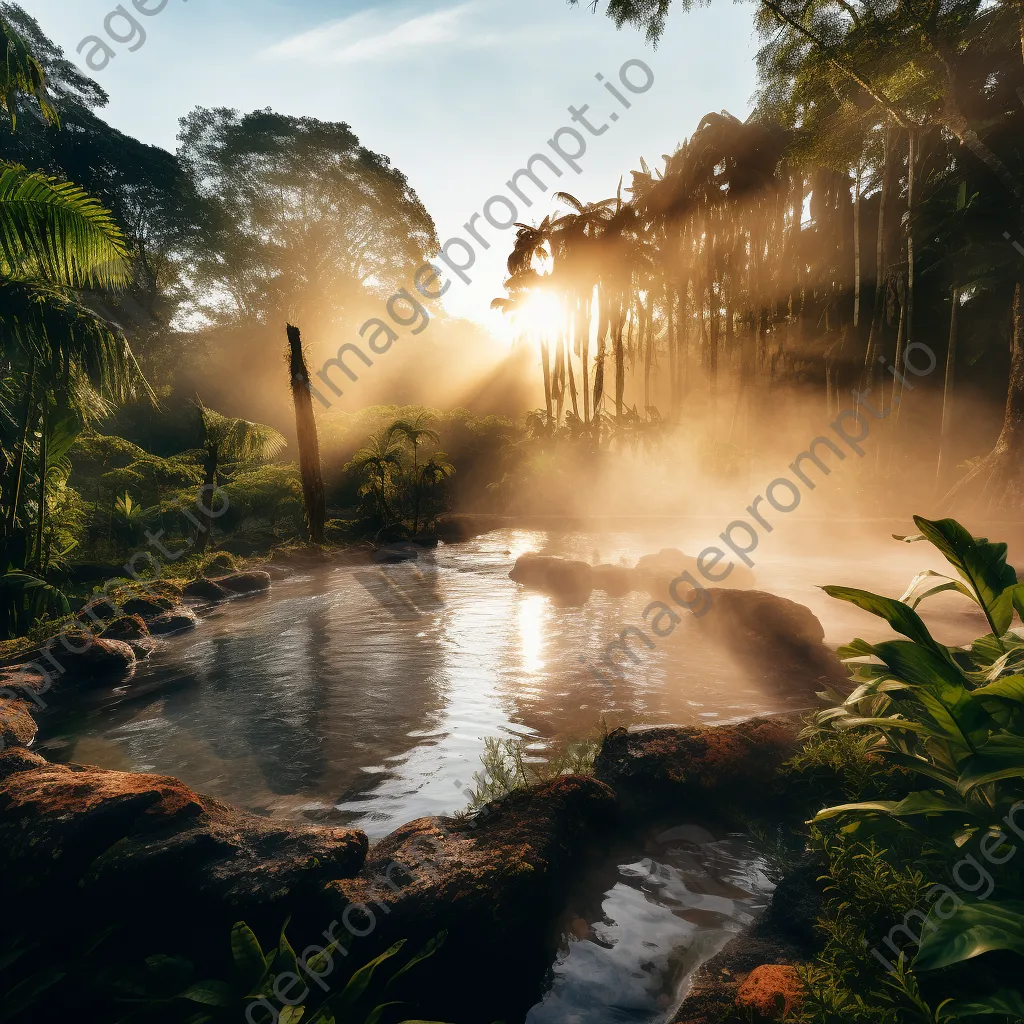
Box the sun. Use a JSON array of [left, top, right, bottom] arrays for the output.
[[516, 290, 562, 337]]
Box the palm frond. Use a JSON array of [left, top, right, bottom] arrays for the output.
[[0, 12, 57, 129], [0, 163, 130, 289]]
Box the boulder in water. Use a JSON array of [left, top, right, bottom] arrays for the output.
[[591, 563, 636, 597], [182, 577, 231, 602], [122, 594, 175, 619], [697, 588, 847, 696], [509, 552, 594, 605], [99, 615, 156, 658], [148, 607, 198, 635], [211, 570, 272, 595], [635, 547, 757, 594], [372, 543, 420, 564], [323, 774, 614, 1023]]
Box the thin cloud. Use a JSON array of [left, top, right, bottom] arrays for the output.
[[262, 3, 480, 65]]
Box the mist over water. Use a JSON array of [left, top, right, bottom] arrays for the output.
[[37, 522, 994, 838]]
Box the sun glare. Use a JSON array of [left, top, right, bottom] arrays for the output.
[[517, 290, 562, 337]]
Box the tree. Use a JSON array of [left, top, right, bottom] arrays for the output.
[[286, 324, 326, 544]]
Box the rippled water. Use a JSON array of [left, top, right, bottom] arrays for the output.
[[38, 522, 988, 838], [527, 822, 773, 1024]]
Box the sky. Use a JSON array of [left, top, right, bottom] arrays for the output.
[[24, 0, 760, 329]]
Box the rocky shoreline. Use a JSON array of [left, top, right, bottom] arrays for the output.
[[0, 540, 836, 1023], [0, 702, 821, 1024]]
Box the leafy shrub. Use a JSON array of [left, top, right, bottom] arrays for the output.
[[793, 516, 1024, 1022]]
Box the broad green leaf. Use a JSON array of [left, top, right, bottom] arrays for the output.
[[280, 1007, 305, 1024], [957, 735, 1024, 791], [275, 919, 299, 979], [364, 1001, 403, 1024], [821, 587, 947, 655], [179, 981, 235, 1007], [945, 988, 1024, 1018], [814, 790, 969, 823], [972, 674, 1024, 702], [917, 900, 1024, 970], [913, 516, 1018, 638], [384, 932, 446, 994], [231, 922, 266, 992], [333, 940, 406, 1011]]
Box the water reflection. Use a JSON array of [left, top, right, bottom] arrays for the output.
[[526, 823, 773, 1023], [37, 523, 990, 837]]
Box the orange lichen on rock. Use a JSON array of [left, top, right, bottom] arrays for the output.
[[735, 964, 805, 1019]]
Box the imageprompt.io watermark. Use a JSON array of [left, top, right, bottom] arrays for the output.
[[307, 57, 656, 411], [76, 0, 187, 71]]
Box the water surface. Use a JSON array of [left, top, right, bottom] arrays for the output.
[[38, 522, 988, 837]]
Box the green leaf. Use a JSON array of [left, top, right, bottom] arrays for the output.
[[957, 735, 1024, 791], [178, 981, 235, 1006], [912, 516, 1019, 638], [945, 988, 1024, 1018], [384, 932, 446, 994], [917, 900, 1024, 970], [813, 789, 970, 823], [231, 922, 266, 992], [821, 586, 947, 655], [972, 675, 1024, 702], [364, 1001, 404, 1024], [335, 940, 406, 1011], [1, 968, 66, 1018], [280, 1007, 305, 1024]]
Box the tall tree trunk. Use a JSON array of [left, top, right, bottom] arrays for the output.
[[643, 297, 654, 414], [941, 279, 1024, 513], [935, 285, 960, 491], [615, 300, 627, 420], [540, 333, 553, 422], [581, 294, 591, 425], [853, 163, 862, 329], [35, 398, 47, 574], [862, 120, 892, 395], [5, 357, 36, 540], [905, 130, 916, 384], [666, 281, 677, 417], [287, 324, 326, 544]]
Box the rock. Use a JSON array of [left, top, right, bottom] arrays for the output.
[[75, 597, 119, 625], [99, 614, 150, 643], [697, 589, 848, 696], [408, 534, 440, 548], [0, 749, 368, 944], [735, 965, 805, 1020], [372, 543, 420, 564], [182, 577, 231, 602], [0, 697, 36, 750], [322, 775, 615, 1023], [594, 716, 802, 819], [509, 553, 594, 605], [211, 570, 272, 595], [0, 665, 49, 701], [591, 563, 636, 597], [669, 857, 821, 1023], [35, 635, 136, 687], [122, 594, 175, 618], [635, 547, 757, 593], [148, 607, 198, 635], [100, 615, 156, 658]]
